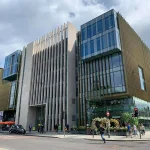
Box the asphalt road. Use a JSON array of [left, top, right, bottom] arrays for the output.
[[0, 134, 149, 150]]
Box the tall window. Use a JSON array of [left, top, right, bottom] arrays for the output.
[[102, 34, 108, 49], [97, 37, 101, 51], [82, 28, 85, 41], [90, 40, 94, 54], [92, 23, 96, 36], [97, 20, 103, 33], [105, 17, 109, 31], [85, 42, 88, 56], [108, 31, 116, 47], [110, 14, 115, 28], [87, 25, 91, 38], [81, 44, 85, 57], [138, 67, 146, 90]]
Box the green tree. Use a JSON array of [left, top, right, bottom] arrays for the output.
[[121, 112, 139, 126]]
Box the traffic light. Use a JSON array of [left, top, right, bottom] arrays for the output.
[[134, 108, 138, 117]]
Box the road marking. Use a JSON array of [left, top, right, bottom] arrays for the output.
[[0, 135, 33, 140]]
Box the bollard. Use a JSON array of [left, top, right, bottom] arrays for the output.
[[64, 128, 66, 137], [92, 129, 94, 138], [108, 128, 110, 138]]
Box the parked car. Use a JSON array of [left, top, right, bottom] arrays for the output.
[[1, 126, 9, 131], [9, 125, 26, 134]]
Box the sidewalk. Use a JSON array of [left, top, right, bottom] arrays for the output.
[[24, 131, 150, 141]]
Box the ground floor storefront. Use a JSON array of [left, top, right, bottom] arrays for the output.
[[79, 96, 150, 128]]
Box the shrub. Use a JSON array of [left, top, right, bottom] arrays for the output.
[[78, 126, 86, 131], [110, 119, 120, 127], [121, 112, 139, 126]]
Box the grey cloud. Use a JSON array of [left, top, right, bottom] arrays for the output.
[[0, 0, 150, 68], [69, 12, 76, 18]]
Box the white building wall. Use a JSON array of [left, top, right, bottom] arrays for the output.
[[15, 42, 34, 129], [16, 22, 77, 131], [67, 22, 77, 127]]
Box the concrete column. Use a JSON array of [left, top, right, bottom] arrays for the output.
[[63, 24, 66, 129], [59, 25, 63, 128], [55, 28, 60, 126], [32, 42, 39, 105], [52, 29, 57, 130], [48, 32, 54, 131]]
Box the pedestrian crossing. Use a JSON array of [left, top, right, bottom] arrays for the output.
[[0, 135, 32, 140]]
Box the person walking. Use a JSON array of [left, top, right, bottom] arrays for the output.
[[127, 123, 132, 138], [58, 124, 61, 133], [29, 124, 32, 133], [140, 123, 145, 135], [38, 123, 41, 133], [98, 124, 106, 143], [133, 125, 138, 136], [40, 124, 44, 134]]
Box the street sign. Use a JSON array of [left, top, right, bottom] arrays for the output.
[[106, 111, 110, 117]]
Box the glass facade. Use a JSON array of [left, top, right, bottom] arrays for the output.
[[86, 97, 150, 127], [81, 9, 121, 60], [78, 52, 126, 125], [3, 50, 21, 81], [77, 9, 150, 127], [138, 67, 146, 90], [9, 81, 17, 109]]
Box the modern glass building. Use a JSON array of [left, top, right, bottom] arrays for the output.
[[77, 9, 150, 127], [3, 50, 21, 81], [81, 9, 121, 60], [2, 50, 21, 122]]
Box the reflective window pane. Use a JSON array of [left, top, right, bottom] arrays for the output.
[[102, 34, 108, 49], [92, 23, 96, 36], [82, 28, 85, 41], [112, 53, 120, 68], [110, 14, 115, 28], [114, 71, 122, 87], [105, 17, 109, 30], [90, 40, 94, 54], [87, 26, 91, 38], [97, 20, 103, 33], [97, 37, 101, 52], [85, 42, 88, 56]]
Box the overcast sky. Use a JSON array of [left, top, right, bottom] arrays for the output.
[[0, 0, 150, 67]]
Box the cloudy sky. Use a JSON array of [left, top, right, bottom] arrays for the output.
[[0, 0, 150, 67]]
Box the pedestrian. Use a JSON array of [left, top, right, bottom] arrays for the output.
[[140, 123, 145, 135], [127, 123, 132, 138], [133, 125, 138, 136], [58, 124, 61, 133], [98, 124, 106, 143], [55, 124, 58, 133], [40, 124, 44, 134], [29, 124, 32, 133], [66, 124, 69, 133], [38, 123, 41, 133]]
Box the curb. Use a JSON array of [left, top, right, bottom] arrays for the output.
[[84, 138, 150, 141]]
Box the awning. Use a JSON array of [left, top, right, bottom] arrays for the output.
[[0, 121, 15, 125]]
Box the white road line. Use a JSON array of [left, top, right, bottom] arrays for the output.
[[0, 135, 32, 140]]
